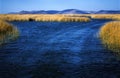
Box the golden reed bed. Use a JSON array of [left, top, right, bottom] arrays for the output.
[[0, 14, 91, 22], [91, 14, 120, 20], [91, 14, 120, 53], [1, 14, 120, 22], [100, 21, 120, 53], [0, 20, 18, 45]]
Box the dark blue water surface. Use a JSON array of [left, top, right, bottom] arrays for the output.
[[0, 20, 120, 78]]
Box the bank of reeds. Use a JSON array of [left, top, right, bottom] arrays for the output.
[[99, 21, 120, 53], [91, 14, 120, 21], [0, 19, 19, 45], [0, 14, 91, 22]]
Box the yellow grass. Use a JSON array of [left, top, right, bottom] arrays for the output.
[[0, 14, 90, 22], [100, 21, 120, 53], [0, 20, 19, 45], [35, 16, 90, 22], [62, 14, 120, 21], [91, 14, 120, 21], [1, 14, 120, 22]]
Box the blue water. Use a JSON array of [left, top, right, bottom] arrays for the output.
[[0, 20, 120, 78]]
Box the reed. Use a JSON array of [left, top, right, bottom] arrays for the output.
[[1, 14, 120, 22], [0, 14, 91, 22], [99, 21, 120, 53], [91, 14, 120, 21], [35, 16, 90, 22], [0, 20, 19, 45]]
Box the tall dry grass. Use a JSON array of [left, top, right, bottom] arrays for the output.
[[100, 21, 120, 53], [0, 14, 91, 22], [35, 16, 90, 22], [0, 20, 19, 45], [91, 14, 120, 21], [1, 14, 120, 22]]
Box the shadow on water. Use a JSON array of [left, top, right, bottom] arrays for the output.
[[1, 59, 120, 78], [30, 63, 64, 78], [0, 19, 120, 78], [29, 50, 120, 78], [30, 62, 120, 78]]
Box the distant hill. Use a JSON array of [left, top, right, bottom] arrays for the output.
[[95, 10, 120, 14], [58, 9, 89, 14], [9, 9, 120, 14]]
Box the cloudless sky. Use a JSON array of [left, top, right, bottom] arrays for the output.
[[0, 0, 120, 13]]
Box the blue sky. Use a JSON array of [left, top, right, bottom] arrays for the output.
[[0, 0, 120, 13]]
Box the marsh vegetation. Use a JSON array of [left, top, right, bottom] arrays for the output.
[[0, 14, 91, 22], [100, 21, 120, 53], [0, 20, 18, 45]]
